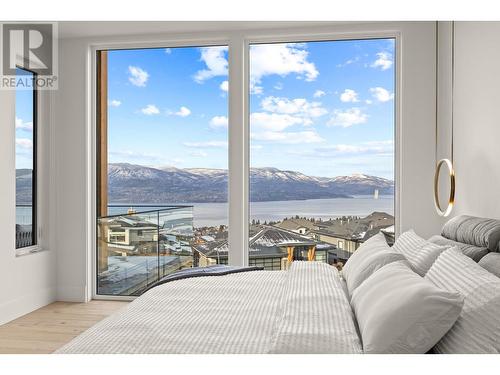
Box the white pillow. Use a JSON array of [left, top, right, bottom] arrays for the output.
[[425, 248, 500, 353], [351, 261, 464, 354], [345, 249, 407, 297], [393, 230, 448, 276], [342, 232, 390, 278]]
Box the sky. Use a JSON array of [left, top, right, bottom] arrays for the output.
[[97, 39, 394, 179], [15, 68, 35, 170]]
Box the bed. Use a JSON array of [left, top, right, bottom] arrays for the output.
[[57, 215, 500, 354], [57, 261, 362, 354]]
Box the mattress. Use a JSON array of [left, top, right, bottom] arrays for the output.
[[56, 262, 362, 354]]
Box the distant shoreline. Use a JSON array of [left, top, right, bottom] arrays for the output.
[[104, 195, 395, 228], [107, 194, 394, 206]]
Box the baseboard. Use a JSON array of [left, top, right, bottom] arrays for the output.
[[0, 286, 56, 325]]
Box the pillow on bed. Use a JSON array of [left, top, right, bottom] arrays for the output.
[[441, 215, 500, 251], [478, 252, 500, 278], [393, 230, 448, 276], [351, 260, 464, 354], [342, 232, 389, 278], [425, 248, 500, 353], [344, 247, 407, 297], [428, 235, 489, 262]]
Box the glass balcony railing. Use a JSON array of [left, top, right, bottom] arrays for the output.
[[97, 205, 194, 296], [16, 204, 34, 249]]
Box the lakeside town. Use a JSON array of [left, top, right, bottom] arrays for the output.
[[97, 210, 395, 295]]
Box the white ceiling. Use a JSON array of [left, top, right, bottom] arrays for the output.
[[57, 21, 341, 39]]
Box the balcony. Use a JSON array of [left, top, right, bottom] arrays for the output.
[[97, 205, 194, 296], [16, 204, 34, 249]]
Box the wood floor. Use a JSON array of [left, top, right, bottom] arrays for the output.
[[0, 301, 129, 354]]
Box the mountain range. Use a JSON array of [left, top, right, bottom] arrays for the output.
[[16, 163, 394, 204], [106, 163, 394, 203]]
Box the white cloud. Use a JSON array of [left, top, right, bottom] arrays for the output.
[[209, 116, 228, 129], [250, 96, 327, 141], [250, 43, 318, 94], [194, 46, 228, 83], [109, 150, 185, 166], [274, 82, 283, 90], [315, 140, 394, 156], [251, 130, 325, 144], [220, 80, 228, 93], [140, 104, 160, 115], [371, 52, 393, 71], [260, 96, 327, 119], [183, 141, 228, 148], [327, 108, 368, 128], [365, 99, 373, 105], [128, 66, 149, 87], [110, 150, 163, 162], [313, 90, 325, 98], [174, 106, 191, 117], [108, 99, 121, 107], [165, 48, 172, 54], [336, 56, 360, 68], [16, 138, 33, 150], [370, 87, 394, 102], [251, 84, 263, 95], [250, 112, 305, 132], [340, 89, 359, 103], [190, 150, 208, 157], [15, 117, 33, 131]]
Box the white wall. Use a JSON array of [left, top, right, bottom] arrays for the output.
[[53, 22, 441, 302], [436, 22, 500, 221], [0, 82, 56, 325], [53, 38, 93, 302], [451, 22, 500, 219]]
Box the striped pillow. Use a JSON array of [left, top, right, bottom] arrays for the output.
[[393, 230, 448, 276], [342, 232, 389, 277], [478, 252, 500, 278], [428, 235, 489, 262], [425, 248, 500, 353], [442, 215, 500, 251]]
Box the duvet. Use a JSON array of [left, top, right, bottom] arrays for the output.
[[57, 262, 362, 354]]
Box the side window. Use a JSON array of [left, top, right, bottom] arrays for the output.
[[15, 67, 37, 250]]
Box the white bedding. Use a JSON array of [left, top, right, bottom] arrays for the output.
[[57, 262, 362, 354]]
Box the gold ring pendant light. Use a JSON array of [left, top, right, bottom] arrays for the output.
[[434, 21, 456, 217]]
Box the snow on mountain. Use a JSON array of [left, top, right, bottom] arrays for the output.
[[104, 163, 394, 203]]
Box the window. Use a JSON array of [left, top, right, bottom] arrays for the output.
[[15, 67, 37, 250], [93, 33, 401, 297], [96, 46, 228, 296], [249, 39, 395, 267], [249, 257, 282, 271]]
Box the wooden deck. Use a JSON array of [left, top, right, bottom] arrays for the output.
[[0, 301, 129, 354]]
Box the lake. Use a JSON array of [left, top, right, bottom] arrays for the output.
[[107, 195, 394, 227], [17, 195, 394, 228]]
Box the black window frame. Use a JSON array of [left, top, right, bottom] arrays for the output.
[[15, 66, 38, 250]]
